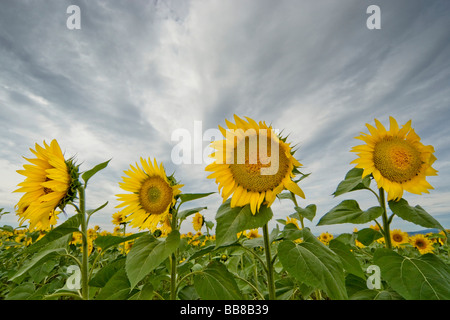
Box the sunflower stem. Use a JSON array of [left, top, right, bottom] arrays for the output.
[[262, 223, 276, 300], [170, 253, 177, 300], [378, 188, 392, 249], [78, 185, 90, 300], [170, 204, 179, 300]]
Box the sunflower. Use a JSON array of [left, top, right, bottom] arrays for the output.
[[410, 234, 434, 254], [351, 116, 437, 201], [206, 115, 305, 215], [244, 229, 262, 239], [286, 216, 300, 229], [116, 157, 182, 232], [192, 212, 204, 232], [390, 229, 409, 247], [112, 211, 126, 226], [318, 232, 333, 245], [14, 139, 79, 231]]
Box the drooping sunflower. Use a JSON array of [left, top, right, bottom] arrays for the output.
[[116, 157, 182, 232], [14, 139, 79, 231], [206, 115, 305, 215], [351, 116, 437, 201], [390, 229, 409, 247], [410, 234, 434, 254], [192, 212, 204, 232]]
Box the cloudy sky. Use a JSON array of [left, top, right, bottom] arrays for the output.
[[1, 0, 449, 235]]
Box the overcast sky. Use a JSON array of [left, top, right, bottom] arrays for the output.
[[1, 0, 449, 235]]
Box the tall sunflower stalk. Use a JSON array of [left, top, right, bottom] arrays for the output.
[[76, 183, 89, 299], [206, 115, 306, 299]]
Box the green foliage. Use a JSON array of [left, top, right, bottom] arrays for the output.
[[374, 248, 450, 300], [125, 230, 180, 289], [333, 168, 371, 197], [81, 159, 111, 186], [318, 200, 383, 226], [215, 199, 273, 246], [178, 192, 215, 204], [26, 214, 82, 253], [291, 204, 316, 222], [388, 198, 445, 232], [2, 159, 448, 301], [278, 228, 348, 300], [193, 261, 243, 300]]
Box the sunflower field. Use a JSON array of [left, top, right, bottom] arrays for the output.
[[1, 115, 449, 301]]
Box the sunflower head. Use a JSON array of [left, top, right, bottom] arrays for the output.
[[192, 212, 204, 232], [410, 234, 434, 254], [245, 229, 262, 239], [116, 157, 183, 232], [390, 229, 409, 247], [112, 211, 126, 226], [286, 216, 300, 229], [14, 139, 80, 231], [206, 115, 305, 215], [318, 232, 333, 245], [351, 116, 437, 201]]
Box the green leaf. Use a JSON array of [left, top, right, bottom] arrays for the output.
[[28, 258, 59, 283], [81, 159, 111, 186], [356, 228, 382, 246], [5, 283, 36, 300], [317, 200, 382, 226], [26, 214, 82, 253], [87, 201, 108, 216], [9, 247, 66, 281], [277, 228, 348, 300], [205, 220, 214, 229], [95, 269, 131, 300], [178, 192, 215, 203], [329, 239, 365, 279], [178, 285, 199, 300], [128, 283, 155, 300], [374, 248, 450, 300], [333, 168, 371, 197], [193, 261, 243, 300], [215, 199, 273, 247], [94, 232, 145, 251], [350, 289, 404, 300], [89, 258, 126, 288], [290, 204, 316, 222], [177, 206, 207, 221], [0, 225, 14, 233], [125, 230, 180, 289], [280, 223, 303, 242], [345, 273, 368, 298], [388, 198, 445, 231]]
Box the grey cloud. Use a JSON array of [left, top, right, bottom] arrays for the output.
[[1, 0, 449, 232]]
